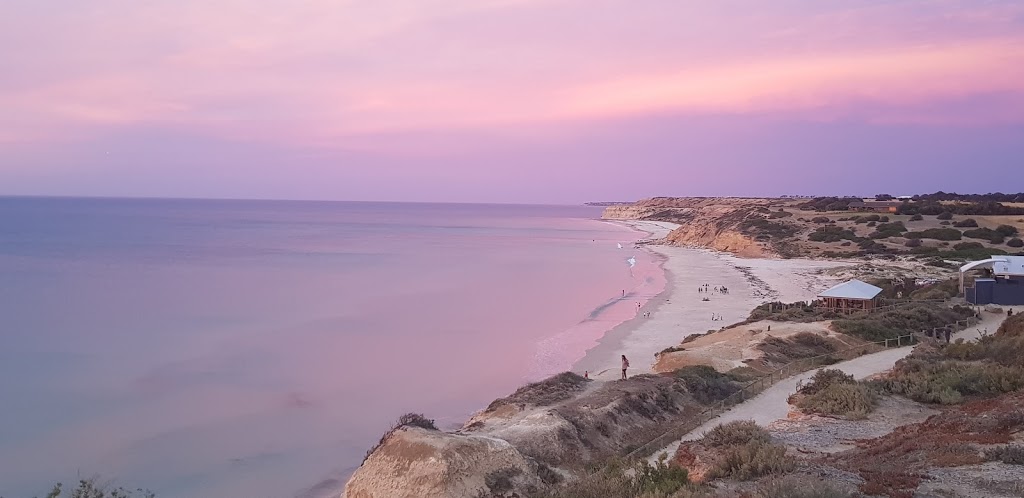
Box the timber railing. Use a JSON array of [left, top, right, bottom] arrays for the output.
[[623, 314, 980, 461]]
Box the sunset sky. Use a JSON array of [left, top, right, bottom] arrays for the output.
[[2, 0, 1023, 203]]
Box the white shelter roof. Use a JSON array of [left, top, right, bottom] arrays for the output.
[[818, 279, 883, 300], [960, 256, 1024, 276], [959, 257, 1007, 273]]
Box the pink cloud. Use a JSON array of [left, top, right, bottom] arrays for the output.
[[3, 0, 1024, 149]]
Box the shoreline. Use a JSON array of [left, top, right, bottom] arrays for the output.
[[573, 221, 852, 380]]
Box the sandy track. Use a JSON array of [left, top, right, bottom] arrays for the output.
[[649, 309, 1012, 462]]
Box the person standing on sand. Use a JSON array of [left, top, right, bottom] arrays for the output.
[[621, 355, 630, 380]]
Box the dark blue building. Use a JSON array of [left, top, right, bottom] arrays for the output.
[[962, 256, 1024, 306]]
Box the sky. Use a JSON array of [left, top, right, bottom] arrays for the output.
[[2, 0, 1023, 204]]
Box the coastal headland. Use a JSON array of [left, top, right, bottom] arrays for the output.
[[345, 194, 1024, 498]]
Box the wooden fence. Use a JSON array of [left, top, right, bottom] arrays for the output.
[[622, 315, 980, 461]]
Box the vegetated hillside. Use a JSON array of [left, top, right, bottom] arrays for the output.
[[604, 196, 1024, 260]]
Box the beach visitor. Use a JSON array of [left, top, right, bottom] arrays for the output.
[[584, 371, 588, 379], [621, 355, 630, 380]]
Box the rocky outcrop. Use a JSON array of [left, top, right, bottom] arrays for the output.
[[602, 197, 790, 258], [342, 426, 543, 498]]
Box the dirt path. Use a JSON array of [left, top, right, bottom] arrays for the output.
[[649, 310, 1010, 462]]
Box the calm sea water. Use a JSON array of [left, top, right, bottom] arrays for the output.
[[0, 198, 663, 498]]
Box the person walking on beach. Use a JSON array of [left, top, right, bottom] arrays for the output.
[[621, 355, 630, 380]]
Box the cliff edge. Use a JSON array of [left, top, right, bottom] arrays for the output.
[[603, 197, 788, 258]]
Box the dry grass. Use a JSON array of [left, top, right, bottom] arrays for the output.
[[485, 372, 590, 412]]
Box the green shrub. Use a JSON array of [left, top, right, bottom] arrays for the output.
[[879, 360, 1024, 404], [904, 238, 922, 248], [810, 216, 830, 223], [996, 224, 1020, 236], [538, 459, 691, 498], [910, 214, 924, 221], [769, 210, 793, 219], [963, 227, 1004, 243], [708, 440, 795, 481], [937, 211, 953, 220], [869, 221, 907, 239], [1009, 238, 1024, 248], [703, 421, 771, 448], [739, 219, 799, 239], [808, 226, 857, 243], [904, 228, 962, 241], [796, 382, 876, 419], [832, 303, 974, 341], [953, 218, 978, 227], [954, 241, 984, 250], [672, 365, 742, 404], [798, 369, 855, 395]]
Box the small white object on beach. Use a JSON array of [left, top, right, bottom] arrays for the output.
[[627, 256, 636, 268], [617, 243, 623, 249]]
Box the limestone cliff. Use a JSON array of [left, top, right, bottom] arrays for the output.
[[345, 371, 742, 497], [343, 426, 543, 498], [603, 197, 796, 258]]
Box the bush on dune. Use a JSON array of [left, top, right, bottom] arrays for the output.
[[672, 365, 743, 404], [904, 228, 962, 241], [486, 372, 590, 411], [21, 480, 155, 498]]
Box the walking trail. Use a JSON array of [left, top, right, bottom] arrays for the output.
[[650, 309, 1012, 462]]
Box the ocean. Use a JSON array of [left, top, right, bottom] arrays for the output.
[[0, 198, 664, 498]]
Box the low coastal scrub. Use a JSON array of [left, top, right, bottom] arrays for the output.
[[903, 228, 962, 240], [831, 303, 975, 342], [953, 218, 978, 227], [986, 445, 1024, 465], [702, 422, 794, 481], [807, 226, 857, 243], [908, 278, 959, 300], [756, 333, 837, 366], [486, 372, 590, 412], [738, 218, 799, 239], [790, 370, 876, 419], [746, 302, 838, 323], [874, 314, 1024, 404], [868, 221, 906, 239], [1009, 238, 1024, 248], [963, 227, 1005, 244], [797, 197, 859, 212], [827, 390, 1024, 497], [672, 365, 743, 404], [755, 476, 853, 498], [537, 459, 691, 498]]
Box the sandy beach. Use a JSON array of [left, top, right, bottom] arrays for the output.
[[574, 221, 851, 380]]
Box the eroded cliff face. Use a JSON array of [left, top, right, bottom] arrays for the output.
[[603, 197, 785, 258], [342, 426, 543, 498], [345, 372, 739, 497]]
